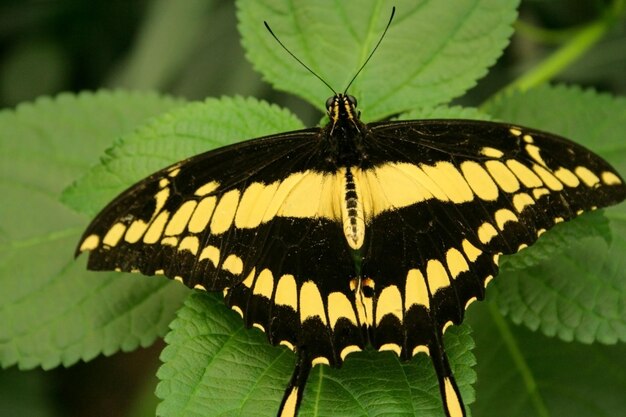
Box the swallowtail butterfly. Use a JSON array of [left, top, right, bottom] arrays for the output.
[[76, 7, 625, 417]]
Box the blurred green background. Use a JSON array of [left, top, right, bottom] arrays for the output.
[[0, 0, 624, 416]]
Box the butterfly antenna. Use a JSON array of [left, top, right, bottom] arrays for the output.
[[343, 6, 396, 94], [264, 21, 337, 95]]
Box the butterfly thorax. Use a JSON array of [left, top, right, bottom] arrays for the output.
[[321, 93, 369, 169]]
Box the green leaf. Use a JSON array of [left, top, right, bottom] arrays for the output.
[[468, 303, 626, 417], [483, 85, 626, 343], [238, 0, 519, 121], [0, 91, 189, 369], [62, 96, 305, 216], [156, 292, 476, 417]]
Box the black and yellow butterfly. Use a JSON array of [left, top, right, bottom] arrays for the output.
[[76, 9, 626, 417]]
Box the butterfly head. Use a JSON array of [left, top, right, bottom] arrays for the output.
[[326, 93, 360, 127]]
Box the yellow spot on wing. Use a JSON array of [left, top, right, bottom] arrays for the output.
[[235, 181, 272, 228], [188, 196, 216, 233], [153, 188, 170, 216], [178, 236, 199, 255], [165, 201, 197, 236], [210, 189, 240, 234], [194, 181, 219, 196], [222, 254, 243, 275], [199, 245, 220, 266], [328, 292, 357, 328], [575, 166, 600, 187], [506, 160, 543, 188], [480, 147, 504, 158], [161, 236, 178, 246], [465, 296, 477, 310], [601, 171, 622, 185], [379, 343, 402, 356], [279, 340, 295, 351], [460, 161, 499, 201], [426, 260, 449, 294], [312, 357, 329, 366], [512, 193, 534, 213], [241, 268, 255, 288], [494, 208, 518, 230], [375, 285, 402, 325], [526, 144, 546, 165], [461, 239, 481, 262], [143, 212, 169, 244], [340, 345, 362, 361], [300, 281, 327, 325], [275, 274, 297, 309], [554, 167, 580, 187], [446, 248, 469, 278], [80, 234, 100, 251], [533, 165, 563, 191], [252, 268, 274, 298], [412, 345, 430, 356], [405, 268, 430, 310], [477, 222, 498, 244], [103, 222, 126, 247], [509, 127, 522, 136], [485, 161, 520, 192], [231, 305, 244, 318], [532, 187, 550, 199], [125, 220, 149, 243]]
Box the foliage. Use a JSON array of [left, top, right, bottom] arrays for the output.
[[0, 0, 624, 416]]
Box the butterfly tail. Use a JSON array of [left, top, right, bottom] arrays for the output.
[[278, 348, 312, 417], [429, 334, 466, 417]]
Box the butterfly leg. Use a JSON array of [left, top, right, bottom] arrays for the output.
[[278, 347, 312, 417], [429, 332, 466, 417]]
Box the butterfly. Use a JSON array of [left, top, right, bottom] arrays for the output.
[[76, 7, 626, 417]]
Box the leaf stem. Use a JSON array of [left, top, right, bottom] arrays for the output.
[[487, 0, 624, 102], [487, 302, 550, 417]]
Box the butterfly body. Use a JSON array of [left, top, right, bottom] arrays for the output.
[[77, 93, 625, 417]]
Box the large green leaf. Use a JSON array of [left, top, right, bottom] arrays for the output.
[[468, 303, 626, 416], [238, 0, 519, 121], [483, 85, 626, 344], [156, 292, 476, 417], [0, 91, 189, 369]]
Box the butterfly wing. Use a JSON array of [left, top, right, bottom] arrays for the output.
[[77, 128, 367, 359], [357, 119, 625, 417]]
